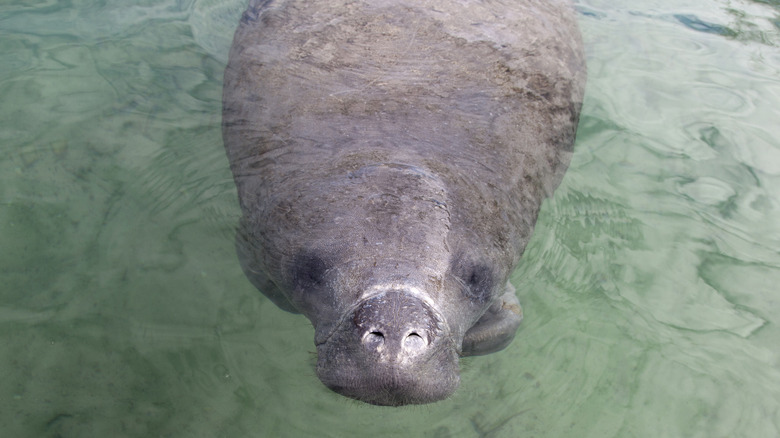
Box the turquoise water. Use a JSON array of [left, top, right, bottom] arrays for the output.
[[1, 0, 779, 436]]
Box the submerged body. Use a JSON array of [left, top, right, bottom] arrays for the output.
[[223, 0, 585, 406]]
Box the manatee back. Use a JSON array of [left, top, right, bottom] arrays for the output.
[[222, 0, 585, 272]]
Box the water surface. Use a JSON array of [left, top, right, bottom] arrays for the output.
[[1, 0, 779, 436]]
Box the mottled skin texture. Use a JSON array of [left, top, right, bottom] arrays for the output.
[[222, 0, 585, 406]]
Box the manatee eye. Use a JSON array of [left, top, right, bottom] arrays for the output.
[[291, 252, 328, 290], [286, 251, 339, 319], [464, 264, 494, 303], [452, 258, 494, 305]]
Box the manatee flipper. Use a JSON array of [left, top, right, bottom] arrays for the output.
[[235, 217, 299, 313], [461, 282, 523, 356]]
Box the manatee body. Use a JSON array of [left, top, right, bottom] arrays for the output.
[[222, 0, 585, 406]]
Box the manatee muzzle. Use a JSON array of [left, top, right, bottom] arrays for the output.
[[315, 290, 459, 406]]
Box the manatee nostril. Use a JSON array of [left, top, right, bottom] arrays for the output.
[[353, 291, 441, 357], [403, 331, 426, 351], [363, 330, 385, 349]]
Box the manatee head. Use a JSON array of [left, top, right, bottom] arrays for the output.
[[240, 162, 517, 406]]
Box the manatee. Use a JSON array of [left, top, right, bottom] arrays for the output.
[[222, 0, 585, 406]]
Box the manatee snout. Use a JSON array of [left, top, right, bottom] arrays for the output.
[[354, 291, 439, 359], [316, 290, 459, 406]]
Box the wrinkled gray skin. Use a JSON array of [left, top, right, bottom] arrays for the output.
[[222, 0, 585, 406]]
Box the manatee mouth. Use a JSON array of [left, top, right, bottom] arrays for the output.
[[320, 362, 460, 406], [314, 290, 459, 406]]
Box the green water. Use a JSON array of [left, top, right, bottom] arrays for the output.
[[1, 0, 779, 436]]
